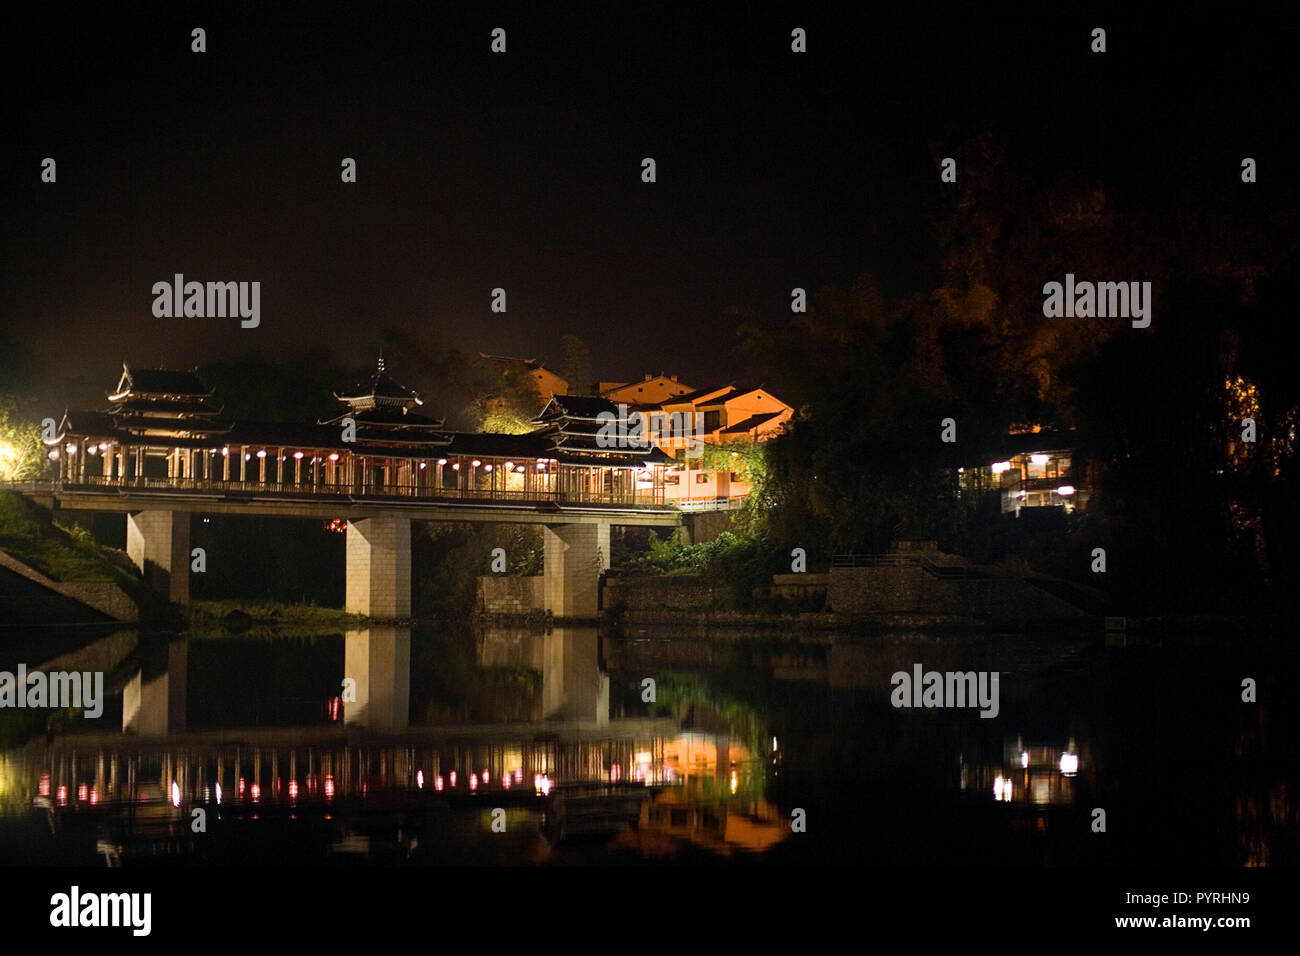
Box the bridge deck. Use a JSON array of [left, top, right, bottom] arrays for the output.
[[6, 480, 683, 526]]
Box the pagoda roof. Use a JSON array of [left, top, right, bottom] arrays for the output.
[[108, 365, 212, 400], [51, 409, 673, 467], [535, 395, 651, 422], [109, 397, 224, 417], [334, 356, 424, 405], [319, 407, 446, 428]]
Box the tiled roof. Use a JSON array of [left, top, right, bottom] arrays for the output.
[[658, 383, 735, 405], [720, 411, 783, 434], [113, 367, 211, 398]]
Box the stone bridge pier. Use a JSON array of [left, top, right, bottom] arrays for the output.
[[127, 510, 190, 604], [543, 522, 610, 618], [345, 516, 411, 618]]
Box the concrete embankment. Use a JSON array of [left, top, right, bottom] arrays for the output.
[[0, 549, 139, 623]]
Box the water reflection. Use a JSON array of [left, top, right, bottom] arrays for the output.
[[1, 623, 1297, 866], [344, 627, 409, 731]]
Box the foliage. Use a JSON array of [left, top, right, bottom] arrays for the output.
[[0, 490, 136, 584], [622, 528, 781, 610], [414, 522, 543, 613], [0, 411, 45, 481], [480, 408, 536, 434], [558, 334, 593, 396]]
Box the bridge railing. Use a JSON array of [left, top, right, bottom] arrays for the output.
[[25, 476, 670, 509], [668, 495, 747, 512]]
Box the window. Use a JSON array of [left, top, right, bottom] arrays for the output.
[[664, 474, 679, 485], [696, 473, 710, 484]]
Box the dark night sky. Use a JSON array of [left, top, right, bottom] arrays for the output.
[[2, 5, 1295, 413]]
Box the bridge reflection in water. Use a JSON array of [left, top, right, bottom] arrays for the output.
[[0, 625, 785, 865], [4, 622, 1291, 865]]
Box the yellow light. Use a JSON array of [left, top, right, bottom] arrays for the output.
[[1031, 454, 1049, 465], [991, 461, 1012, 474]]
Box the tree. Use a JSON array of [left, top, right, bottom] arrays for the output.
[[558, 334, 593, 396]]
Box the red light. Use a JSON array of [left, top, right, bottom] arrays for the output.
[[288, 780, 299, 801], [469, 774, 478, 791], [56, 786, 67, 806], [239, 777, 246, 797], [39, 773, 50, 797], [89, 789, 100, 805], [251, 783, 261, 802], [324, 775, 335, 800], [78, 783, 88, 802], [434, 775, 444, 792]]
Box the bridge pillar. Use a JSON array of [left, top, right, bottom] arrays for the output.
[[543, 522, 609, 618], [126, 510, 190, 604], [346, 516, 411, 618]]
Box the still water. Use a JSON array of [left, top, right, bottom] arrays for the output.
[[1, 622, 1296, 866]]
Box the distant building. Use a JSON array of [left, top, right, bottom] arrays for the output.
[[601, 374, 695, 405], [480, 353, 568, 412], [635, 382, 794, 508], [958, 429, 1089, 516]]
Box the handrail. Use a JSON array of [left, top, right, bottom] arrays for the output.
[[2, 477, 669, 509]]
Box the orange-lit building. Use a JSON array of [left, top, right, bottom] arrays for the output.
[[645, 383, 793, 508], [601, 373, 696, 405]]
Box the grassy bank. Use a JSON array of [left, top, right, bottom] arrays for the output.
[[0, 490, 138, 586], [186, 600, 370, 638]]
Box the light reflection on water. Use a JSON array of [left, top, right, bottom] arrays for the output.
[[0, 623, 1296, 866]]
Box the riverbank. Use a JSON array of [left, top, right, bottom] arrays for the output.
[[186, 600, 371, 638]]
